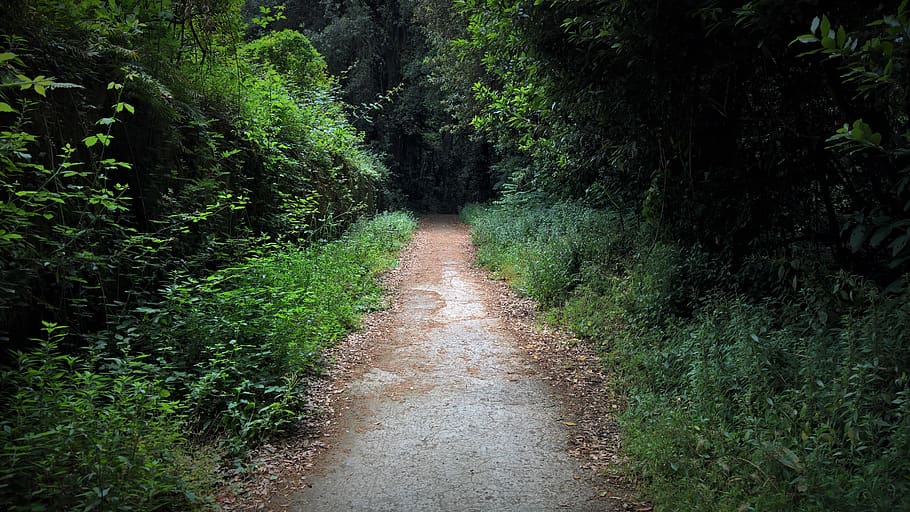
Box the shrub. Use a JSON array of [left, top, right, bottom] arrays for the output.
[[462, 200, 632, 304], [464, 199, 910, 511], [0, 324, 207, 511], [149, 212, 417, 443]]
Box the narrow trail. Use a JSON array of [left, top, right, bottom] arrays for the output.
[[258, 215, 640, 511]]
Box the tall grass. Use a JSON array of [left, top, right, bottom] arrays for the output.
[[463, 201, 910, 512]]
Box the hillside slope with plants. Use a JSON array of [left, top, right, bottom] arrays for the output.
[[0, 1, 416, 509]]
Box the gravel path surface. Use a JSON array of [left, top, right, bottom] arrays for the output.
[[290, 216, 616, 511], [220, 215, 645, 511]]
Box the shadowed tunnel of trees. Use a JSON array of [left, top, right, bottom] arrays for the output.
[[260, 0, 497, 212], [1, 0, 909, 510]]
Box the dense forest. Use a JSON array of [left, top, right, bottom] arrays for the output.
[[2, 0, 909, 510]]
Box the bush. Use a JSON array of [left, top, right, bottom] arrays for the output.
[[620, 286, 910, 511], [464, 200, 910, 512], [0, 212, 416, 509], [149, 212, 417, 443], [0, 324, 208, 511], [462, 200, 632, 304]]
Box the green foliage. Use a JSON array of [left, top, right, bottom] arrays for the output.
[[0, 1, 410, 508], [465, 200, 910, 511], [463, 200, 633, 305], [449, 3, 910, 504], [1, 53, 141, 340], [432, 0, 910, 280], [283, 0, 493, 212], [0, 324, 209, 511], [0, 212, 414, 509], [1, 0, 386, 347], [242, 29, 328, 89], [790, 3, 910, 272], [147, 212, 417, 443], [620, 285, 910, 511]]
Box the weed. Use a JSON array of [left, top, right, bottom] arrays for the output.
[[150, 212, 417, 443]]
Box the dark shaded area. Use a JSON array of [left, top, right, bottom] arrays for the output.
[[254, 0, 496, 212], [420, 0, 909, 288]]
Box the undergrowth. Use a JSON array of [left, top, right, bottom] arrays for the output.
[[462, 200, 910, 512], [0, 211, 416, 511], [0, 2, 414, 508], [150, 211, 417, 444]]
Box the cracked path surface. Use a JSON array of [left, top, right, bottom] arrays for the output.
[[288, 215, 617, 511]]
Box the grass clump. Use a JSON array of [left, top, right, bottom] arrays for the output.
[[463, 200, 910, 512]]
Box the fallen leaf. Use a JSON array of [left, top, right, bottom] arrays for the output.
[[563, 421, 577, 426]]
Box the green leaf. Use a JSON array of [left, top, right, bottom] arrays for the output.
[[890, 234, 909, 256], [849, 224, 867, 252], [836, 26, 846, 48], [811, 16, 820, 33], [776, 446, 803, 471], [820, 15, 831, 38], [17, 74, 30, 90], [83, 135, 99, 148], [870, 225, 892, 247], [0, 101, 16, 113]]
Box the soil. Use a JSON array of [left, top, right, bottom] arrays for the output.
[[217, 215, 649, 512]]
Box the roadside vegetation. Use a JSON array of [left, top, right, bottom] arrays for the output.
[[0, 1, 415, 509], [1, 212, 415, 510], [464, 201, 909, 511], [4, 0, 909, 510], [450, 1, 910, 510]]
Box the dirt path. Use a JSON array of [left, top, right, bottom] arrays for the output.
[[227, 215, 643, 511]]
